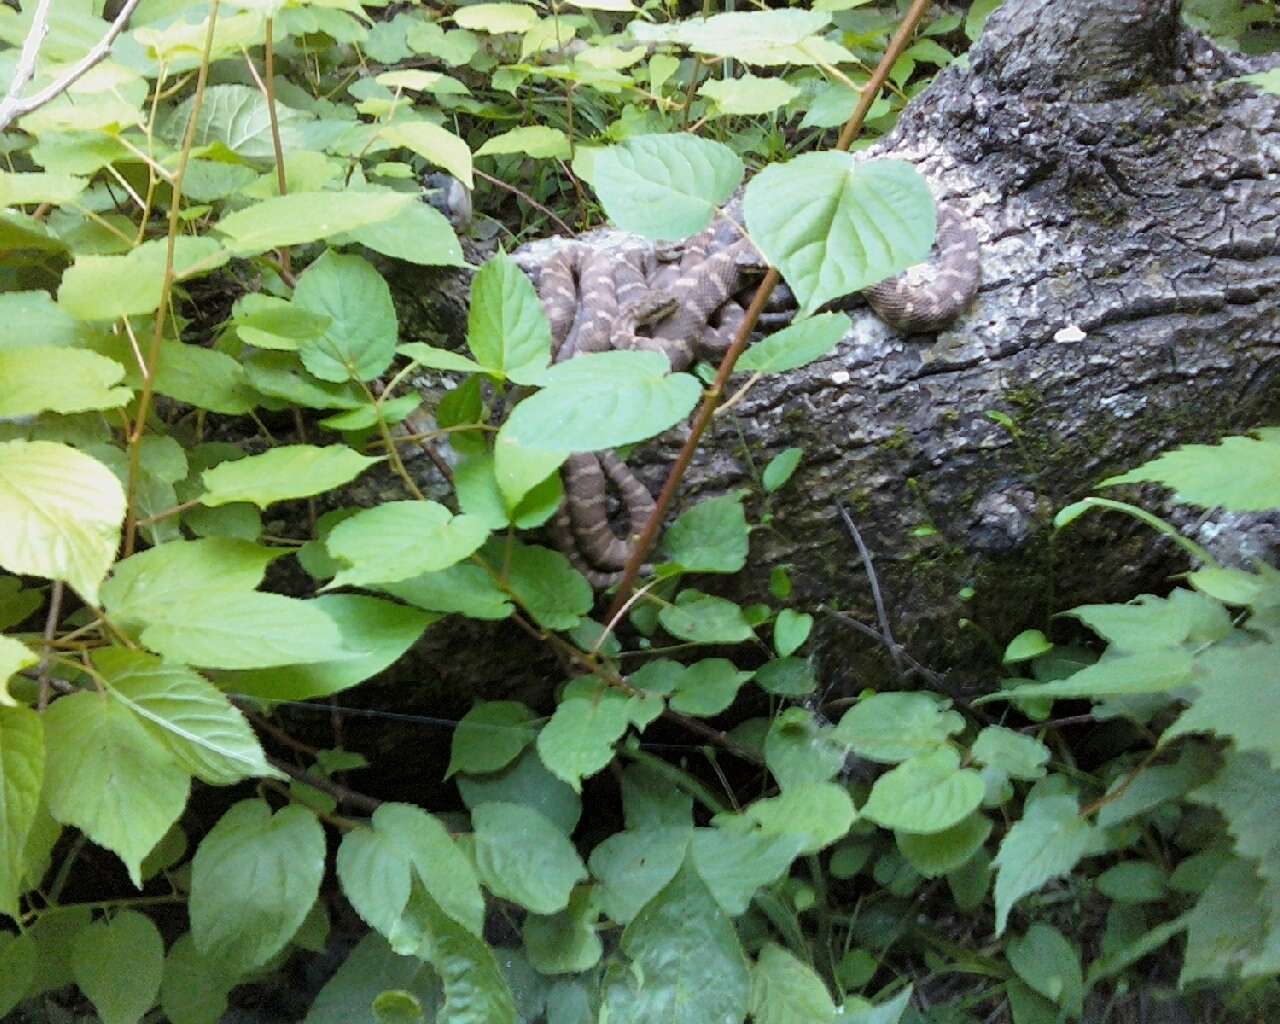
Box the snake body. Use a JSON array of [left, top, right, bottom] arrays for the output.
[[523, 199, 981, 587]]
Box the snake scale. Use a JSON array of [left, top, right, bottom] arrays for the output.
[[521, 199, 981, 587]]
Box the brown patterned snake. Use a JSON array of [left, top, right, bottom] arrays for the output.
[[519, 201, 981, 587]]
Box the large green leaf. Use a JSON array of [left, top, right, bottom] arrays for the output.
[[1103, 433, 1280, 512], [466, 252, 552, 384], [743, 782, 856, 854], [861, 748, 985, 835], [1188, 751, 1280, 890], [0, 706, 42, 919], [749, 942, 836, 1024], [1008, 923, 1084, 1018], [456, 746, 581, 836], [644, 9, 851, 66], [472, 802, 587, 914], [417, 888, 517, 1024], [536, 680, 633, 791], [326, 501, 490, 588], [293, 252, 399, 382], [736, 313, 850, 375], [669, 658, 754, 717], [102, 538, 278, 622], [589, 827, 691, 925], [448, 702, 536, 778], [970, 727, 1049, 781], [43, 691, 189, 886], [160, 933, 235, 1024], [71, 911, 164, 1024], [216, 191, 415, 254], [190, 800, 325, 973], [1066, 590, 1231, 653], [199, 444, 380, 508], [0, 440, 125, 605], [989, 650, 1196, 702], [592, 134, 743, 241], [690, 828, 805, 915], [659, 493, 749, 573], [343, 199, 466, 267], [659, 590, 755, 644], [602, 857, 750, 1024], [744, 154, 935, 315], [93, 334, 257, 415], [160, 85, 314, 160], [221, 595, 436, 701], [1164, 644, 1280, 768], [380, 563, 514, 621], [0, 931, 36, 1017], [337, 802, 484, 955], [896, 813, 992, 879], [523, 886, 603, 975], [95, 648, 279, 786], [832, 692, 964, 764], [304, 933, 439, 1024], [764, 708, 846, 791], [700, 74, 799, 116], [57, 237, 228, 319], [381, 121, 474, 187], [501, 540, 593, 631], [992, 795, 1099, 935], [0, 635, 36, 706], [453, 2, 538, 33], [475, 126, 570, 160], [0, 347, 129, 417]]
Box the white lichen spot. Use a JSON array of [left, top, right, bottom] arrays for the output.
[[830, 370, 851, 385], [1054, 324, 1087, 344]]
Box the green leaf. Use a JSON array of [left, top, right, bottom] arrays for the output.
[[190, 800, 325, 973], [0, 440, 125, 605], [1096, 861, 1167, 903], [1102, 433, 1280, 512], [659, 590, 755, 643], [1008, 923, 1083, 1017], [699, 74, 799, 116], [57, 238, 227, 319], [93, 648, 278, 786], [326, 501, 490, 588], [837, 987, 913, 1024], [749, 942, 836, 1024], [103, 537, 275, 613], [447, 702, 536, 777], [971, 727, 1049, 781], [380, 563, 514, 621], [344, 199, 466, 267], [1066, 590, 1231, 652], [502, 540, 594, 631], [381, 120, 474, 188], [0, 705, 42, 918], [453, 2, 537, 32], [1003, 629, 1052, 664], [416, 888, 517, 1024], [896, 813, 992, 879], [762, 448, 803, 493], [472, 802, 587, 914], [744, 154, 935, 315], [691, 828, 806, 915], [337, 802, 484, 955], [305, 933, 438, 1024], [1188, 750, 1280, 891], [0, 931, 36, 1017], [832, 692, 964, 764], [293, 251, 399, 383], [396, 341, 485, 374], [216, 191, 415, 254], [535, 682, 631, 791], [87, 336, 257, 414], [668, 658, 754, 716], [862, 748, 985, 835], [993, 795, 1098, 935], [743, 782, 857, 853], [737, 313, 850, 375], [523, 887, 603, 975], [988, 650, 1195, 703], [765, 708, 846, 790], [651, 9, 851, 66], [43, 691, 189, 887], [755, 657, 818, 696], [1164, 644, 1280, 767], [659, 493, 749, 573], [476, 125, 571, 160], [589, 827, 691, 924], [199, 444, 380, 508], [592, 134, 743, 241], [0, 347, 130, 417], [466, 252, 553, 384], [0, 635, 37, 706], [458, 746, 582, 836], [0, 291, 93, 349], [160, 934, 235, 1024], [71, 910, 164, 1024], [602, 858, 750, 1024], [773, 609, 813, 657]]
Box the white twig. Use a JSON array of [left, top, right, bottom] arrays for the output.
[[0, 0, 145, 133]]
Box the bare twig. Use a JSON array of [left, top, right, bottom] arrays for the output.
[[475, 168, 576, 237], [268, 757, 383, 815], [0, 0, 145, 132], [836, 501, 904, 677], [605, 0, 935, 621], [36, 581, 64, 712]]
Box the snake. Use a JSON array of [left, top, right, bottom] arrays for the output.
[[521, 199, 982, 587]]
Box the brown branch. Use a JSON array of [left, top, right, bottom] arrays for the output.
[[475, 168, 576, 237], [268, 757, 383, 815], [605, 0, 935, 620]]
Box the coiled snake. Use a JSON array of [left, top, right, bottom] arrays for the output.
[[520, 201, 981, 587]]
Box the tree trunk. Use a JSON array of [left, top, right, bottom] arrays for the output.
[[352, 0, 1280, 729]]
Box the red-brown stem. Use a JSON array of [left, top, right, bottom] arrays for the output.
[[605, 0, 935, 621]]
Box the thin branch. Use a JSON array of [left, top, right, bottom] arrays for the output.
[[268, 757, 383, 816], [475, 168, 576, 237], [36, 581, 64, 712], [605, 0, 935, 620], [0, 0, 54, 132], [836, 501, 904, 677], [0, 0, 145, 132]]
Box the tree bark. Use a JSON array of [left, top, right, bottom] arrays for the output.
[[350, 0, 1280, 725]]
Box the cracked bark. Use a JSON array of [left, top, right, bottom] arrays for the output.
[[352, 0, 1280, 722]]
